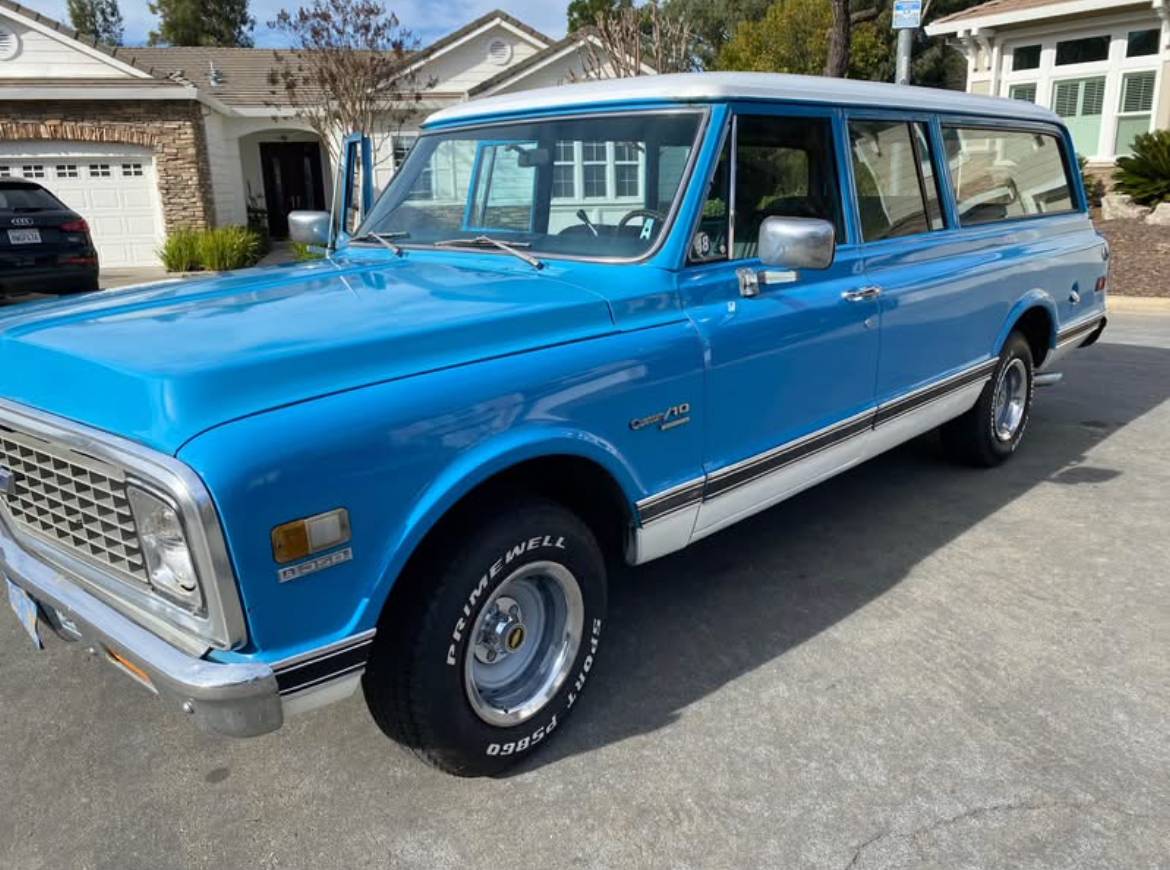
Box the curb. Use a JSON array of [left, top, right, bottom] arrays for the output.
[[1108, 295, 1170, 313]]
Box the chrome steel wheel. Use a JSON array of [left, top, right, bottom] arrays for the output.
[[993, 357, 1028, 441], [464, 561, 584, 727]]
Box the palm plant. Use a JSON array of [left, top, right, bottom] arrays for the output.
[[1113, 130, 1170, 205]]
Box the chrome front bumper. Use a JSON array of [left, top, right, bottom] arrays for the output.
[[1, 525, 283, 738]]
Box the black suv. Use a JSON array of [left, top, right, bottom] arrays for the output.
[[1, 180, 99, 297]]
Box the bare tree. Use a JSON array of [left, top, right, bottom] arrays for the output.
[[576, 2, 692, 79], [824, 0, 851, 77], [267, 0, 433, 165]]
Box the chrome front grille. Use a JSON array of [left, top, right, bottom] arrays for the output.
[[0, 425, 147, 584]]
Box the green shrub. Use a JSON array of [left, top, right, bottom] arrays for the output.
[[291, 241, 325, 262], [1078, 155, 1105, 208], [1113, 130, 1170, 205], [197, 226, 265, 272], [157, 228, 201, 272]]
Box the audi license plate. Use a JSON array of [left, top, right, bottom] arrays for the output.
[[7, 228, 41, 245], [5, 576, 42, 649]]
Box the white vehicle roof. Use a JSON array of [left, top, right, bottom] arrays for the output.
[[426, 72, 1061, 127]]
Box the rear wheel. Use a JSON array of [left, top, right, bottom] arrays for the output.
[[363, 498, 607, 776], [941, 331, 1035, 467]]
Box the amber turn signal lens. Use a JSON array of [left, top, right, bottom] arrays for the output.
[[271, 508, 351, 564]]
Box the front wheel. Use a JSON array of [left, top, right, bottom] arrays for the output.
[[941, 331, 1035, 467], [363, 499, 607, 776]]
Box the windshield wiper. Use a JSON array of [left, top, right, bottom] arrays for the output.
[[433, 235, 543, 270], [353, 231, 409, 256]]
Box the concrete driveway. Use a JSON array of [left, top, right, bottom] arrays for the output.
[[1, 313, 1168, 869], [1, 266, 171, 308]]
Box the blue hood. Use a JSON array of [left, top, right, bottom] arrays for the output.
[[0, 254, 616, 453]]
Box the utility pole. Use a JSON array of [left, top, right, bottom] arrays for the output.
[[895, 28, 913, 84], [892, 0, 922, 85]]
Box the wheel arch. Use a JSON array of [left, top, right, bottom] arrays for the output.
[[996, 291, 1058, 368], [363, 431, 641, 628]]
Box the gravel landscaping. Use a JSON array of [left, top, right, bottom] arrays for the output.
[[1094, 216, 1170, 298]]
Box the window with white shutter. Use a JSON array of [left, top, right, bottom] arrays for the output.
[[1051, 77, 1106, 157], [1116, 71, 1158, 157]]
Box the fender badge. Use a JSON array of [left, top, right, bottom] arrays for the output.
[[278, 546, 352, 583], [630, 402, 691, 432]]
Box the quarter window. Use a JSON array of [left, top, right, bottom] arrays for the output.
[[1055, 35, 1110, 66], [1012, 44, 1041, 71], [941, 126, 1075, 225], [849, 120, 941, 242]]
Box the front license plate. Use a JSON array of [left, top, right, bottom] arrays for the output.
[[5, 576, 42, 649], [7, 228, 41, 245]]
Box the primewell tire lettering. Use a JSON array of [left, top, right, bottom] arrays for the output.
[[486, 715, 558, 756], [446, 535, 567, 666]]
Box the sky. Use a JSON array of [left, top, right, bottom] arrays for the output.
[[21, 0, 569, 48]]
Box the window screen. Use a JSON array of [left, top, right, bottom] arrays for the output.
[[942, 127, 1075, 225]]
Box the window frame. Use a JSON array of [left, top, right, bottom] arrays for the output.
[[846, 116, 948, 244], [683, 103, 852, 269], [842, 108, 955, 246], [938, 118, 1083, 229], [366, 106, 711, 266]]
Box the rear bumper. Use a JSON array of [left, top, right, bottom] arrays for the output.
[[0, 523, 284, 738], [0, 266, 98, 295]]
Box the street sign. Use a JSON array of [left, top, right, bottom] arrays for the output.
[[893, 0, 922, 29]]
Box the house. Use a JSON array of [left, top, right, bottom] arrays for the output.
[[0, 2, 608, 267], [926, 0, 1168, 173]]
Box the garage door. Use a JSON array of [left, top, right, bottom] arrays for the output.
[[0, 142, 164, 267]]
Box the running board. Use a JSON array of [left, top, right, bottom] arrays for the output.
[[1035, 372, 1063, 387]]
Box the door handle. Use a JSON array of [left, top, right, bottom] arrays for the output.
[[842, 285, 882, 302]]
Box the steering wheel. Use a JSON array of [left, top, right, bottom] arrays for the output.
[[618, 208, 667, 232]]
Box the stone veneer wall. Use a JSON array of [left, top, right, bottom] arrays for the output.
[[0, 100, 214, 232]]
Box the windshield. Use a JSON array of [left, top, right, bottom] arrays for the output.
[[357, 111, 705, 260]]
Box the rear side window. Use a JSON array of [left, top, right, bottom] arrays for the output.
[[941, 126, 1075, 226], [848, 119, 943, 242], [0, 185, 63, 211]]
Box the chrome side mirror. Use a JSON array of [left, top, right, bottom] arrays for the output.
[[758, 216, 836, 271], [288, 211, 331, 247]]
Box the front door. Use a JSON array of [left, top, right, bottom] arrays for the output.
[[682, 107, 881, 537], [260, 141, 326, 238]]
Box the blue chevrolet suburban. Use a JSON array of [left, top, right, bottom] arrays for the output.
[[1, 73, 1107, 775]]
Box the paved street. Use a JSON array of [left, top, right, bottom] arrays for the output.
[[1, 312, 1168, 869]]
